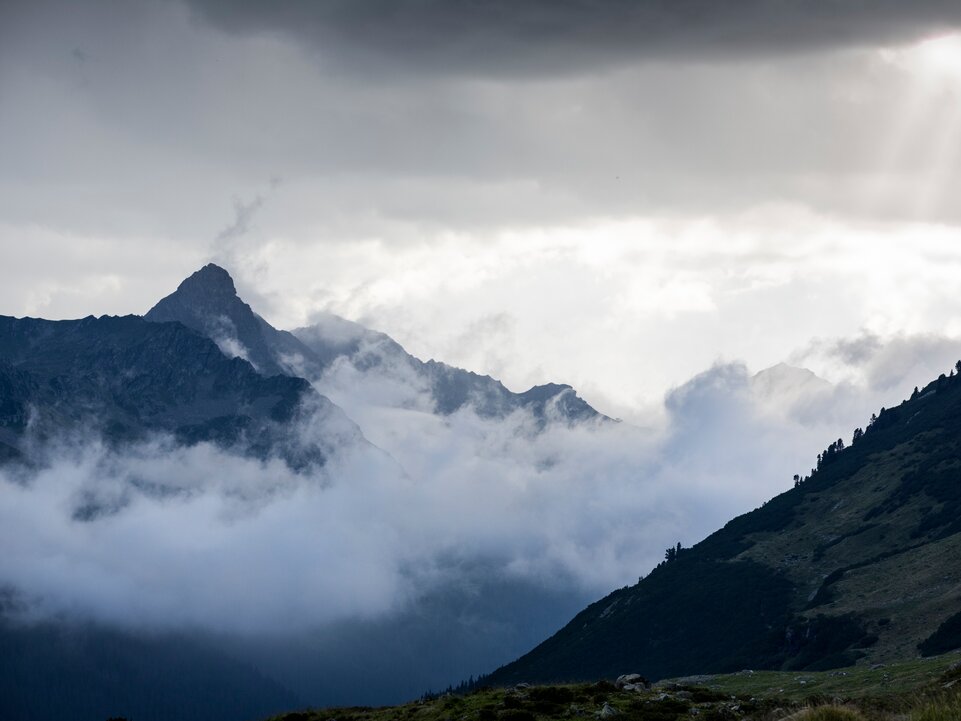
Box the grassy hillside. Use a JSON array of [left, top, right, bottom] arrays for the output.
[[263, 653, 961, 721], [483, 368, 961, 684], [672, 651, 961, 702]]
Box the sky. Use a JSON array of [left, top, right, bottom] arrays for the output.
[[3, 0, 961, 418], [5, 1, 961, 701]]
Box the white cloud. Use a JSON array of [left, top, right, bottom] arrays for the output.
[[216, 209, 961, 416], [0, 345, 899, 636]]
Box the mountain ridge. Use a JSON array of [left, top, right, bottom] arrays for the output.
[[146, 263, 607, 424], [0, 313, 351, 469], [145, 263, 324, 379], [482, 363, 961, 686]]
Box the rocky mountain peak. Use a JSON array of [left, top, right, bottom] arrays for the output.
[[145, 263, 246, 326], [145, 264, 325, 379], [172, 263, 238, 306]]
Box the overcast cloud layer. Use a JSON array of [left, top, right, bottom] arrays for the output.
[[185, 0, 961, 74], [2, 1, 961, 414]]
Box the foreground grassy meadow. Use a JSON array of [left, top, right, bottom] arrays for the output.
[[265, 652, 961, 721]]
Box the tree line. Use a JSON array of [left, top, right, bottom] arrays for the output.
[[792, 359, 961, 489]]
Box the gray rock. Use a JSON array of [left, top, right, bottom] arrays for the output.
[[598, 703, 619, 718], [615, 674, 642, 689]]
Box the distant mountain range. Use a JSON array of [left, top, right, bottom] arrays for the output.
[[0, 264, 608, 721], [483, 364, 961, 685], [0, 263, 604, 472], [147, 264, 605, 424]]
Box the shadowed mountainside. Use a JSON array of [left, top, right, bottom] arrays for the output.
[[145, 263, 322, 379], [0, 313, 353, 469], [483, 366, 961, 685]]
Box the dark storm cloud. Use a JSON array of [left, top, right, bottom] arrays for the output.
[[185, 0, 961, 75]]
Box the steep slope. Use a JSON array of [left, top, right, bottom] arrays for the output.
[[145, 263, 324, 378], [485, 367, 961, 685], [0, 314, 354, 469]]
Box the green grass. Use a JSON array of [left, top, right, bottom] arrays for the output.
[[911, 695, 961, 721], [785, 708, 866, 721], [264, 680, 772, 721], [263, 652, 961, 721], [667, 651, 961, 702]]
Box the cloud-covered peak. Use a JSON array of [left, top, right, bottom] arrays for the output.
[[749, 362, 835, 423], [752, 362, 830, 397]]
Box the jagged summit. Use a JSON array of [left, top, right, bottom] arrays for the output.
[[175, 263, 238, 300], [146, 264, 607, 423], [147, 263, 244, 322], [146, 263, 321, 378]]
